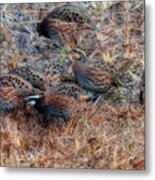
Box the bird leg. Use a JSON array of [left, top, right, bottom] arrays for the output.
[[94, 94, 105, 106]]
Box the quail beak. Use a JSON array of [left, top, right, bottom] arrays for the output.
[[70, 52, 81, 60], [67, 49, 86, 61]]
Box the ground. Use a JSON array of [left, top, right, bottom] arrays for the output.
[[0, 1, 145, 169]]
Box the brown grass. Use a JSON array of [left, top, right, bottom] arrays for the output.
[[0, 102, 144, 169]]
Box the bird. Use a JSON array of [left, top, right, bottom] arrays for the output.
[[0, 74, 37, 112], [24, 88, 77, 124], [62, 48, 124, 104], [37, 4, 97, 50], [10, 66, 50, 90]]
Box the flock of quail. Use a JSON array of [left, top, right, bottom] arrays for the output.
[[0, 4, 143, 124]]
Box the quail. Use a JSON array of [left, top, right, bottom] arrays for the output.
[[24, 88, 76, 122], [61, 49, 119, 104], [72, 49, 125, 86], [63, 48, 126, 105], [37, 4, 96, 49]]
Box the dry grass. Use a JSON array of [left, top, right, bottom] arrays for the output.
[[0, 102, 144, 169], [0, 1, 145, 169]]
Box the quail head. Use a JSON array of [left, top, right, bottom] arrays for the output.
[[24, 88, 77, 122], [0, 74, 36, 112], [37, 23, 64, 48]]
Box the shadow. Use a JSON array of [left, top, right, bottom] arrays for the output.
[[145, 0, 151, 175], [4, 167, 148, 176]]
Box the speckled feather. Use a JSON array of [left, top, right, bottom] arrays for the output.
[[48, 5, 96, 30], [10, 67, 48, 90], [72, 62, 112, 93], [27, 88, 76, 121], [54, 81, 89, 99], [0, 74, 35, 111], [37, 4, 96, 41], [69, 48, 124, 87]]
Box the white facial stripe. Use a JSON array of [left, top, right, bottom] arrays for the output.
[[27, 100, 36, 106], [29, 95, 42, 99]]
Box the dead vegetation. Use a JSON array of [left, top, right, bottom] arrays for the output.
[[0, 1, 145, 169]]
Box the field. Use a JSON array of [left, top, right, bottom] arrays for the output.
[[0, 1, 145, 169]]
